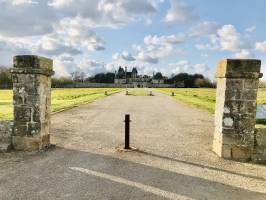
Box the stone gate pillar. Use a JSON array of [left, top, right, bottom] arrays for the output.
[[213, 59, 262, 161], [11, 55, 54, 151]]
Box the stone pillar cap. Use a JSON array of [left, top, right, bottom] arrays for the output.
[[11, 55, 54, 76], [216, 59, 262, 78]]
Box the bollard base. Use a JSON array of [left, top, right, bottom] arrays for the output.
[[116, 146, 138, 152]]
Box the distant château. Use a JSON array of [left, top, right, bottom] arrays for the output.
[[114, 66, 165, 88]]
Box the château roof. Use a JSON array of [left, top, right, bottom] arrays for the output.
[[132, 67, 138, 73]]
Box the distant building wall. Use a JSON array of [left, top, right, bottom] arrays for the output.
[[114, 79, 127, 84], [55, 82, 175, 88], [151, 79, 164, 84]]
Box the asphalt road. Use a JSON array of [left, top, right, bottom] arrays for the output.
[[0, 90, 265, 200]]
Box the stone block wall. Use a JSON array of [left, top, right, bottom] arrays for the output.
[[213, 59, 262, 161], [253, 128, 266, 163], [0, 121, 13, 152], [11, 55, 54, 151]]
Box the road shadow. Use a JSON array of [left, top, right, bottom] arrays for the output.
[[134, 149, 266, 182], [1, 147, 265, 200]]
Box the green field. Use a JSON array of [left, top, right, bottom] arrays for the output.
[[1, 88, 266, 127], [156, 88, 216, 113], [156, 88, 266, 127], [0, 88, 123, 120]]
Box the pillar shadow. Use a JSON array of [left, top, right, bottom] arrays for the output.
[[1, 147, 265, 200], [134, 149, 266, 182]]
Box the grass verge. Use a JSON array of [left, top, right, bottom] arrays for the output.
[[156, 88, 266, 128], [0, 88, 123, 120]]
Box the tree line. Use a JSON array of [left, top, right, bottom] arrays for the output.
[[0, 66, 215, 88], [0, 66, 12, 89], [165, 73, 215, 88]]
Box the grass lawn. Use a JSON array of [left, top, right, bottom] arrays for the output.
[[2, 87, 266, 127], [156, 88, 266, 127], [156, 88, 216, 113], [0, 88, 123, 120]]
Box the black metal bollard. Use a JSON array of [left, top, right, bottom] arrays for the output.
[[124, 114, 130, 149], [171, 92, 175, 96], [105, 91, 108, 95]]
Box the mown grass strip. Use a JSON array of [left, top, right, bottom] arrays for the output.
[[156, 88, 266, 128], [0, 88, 123, 120], [156, 88, 216, 113]]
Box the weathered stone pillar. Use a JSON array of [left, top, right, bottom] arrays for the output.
[[11, 55, 54, 151], [213, 59, 262, 161]]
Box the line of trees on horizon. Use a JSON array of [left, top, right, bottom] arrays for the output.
[[53, 70, 216, 88], [0, 66, 216, 88], [165, 73, 215, 88], [0, 66, 12, 89]]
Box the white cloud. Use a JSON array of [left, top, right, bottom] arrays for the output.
[[144, 34, 185, 46], [118, 0, 158, 15], [135, 22, 219, 65], [169, 60, 190, 74], [165, 0, 198, 25], [37, 34, 81, 56], [188, 21, 220, 37], [0, 0, 165, 75], [0, 0, 262, 78], [49, 0, 161, 28], [144, 21, 219, 48], [56, 17, 106, 51], [78, 58, 106, 76], [137, 52, 159, 64], [135, 44, 176, 64], [169, 60, 210, 76], [193, 63, 209, 74], [145, 18, 153, 25], [60, 55, 74, 62], [233, 50, 253, 59], [53, 55, 77, 77], [0, 0, 38, 5], [201, 53, 209, 58], [0, 1, 55, 37], [0, 36, 32, 55], [11, 0, 38, 5], [245, 26, 256, 33], [217, 24, 249, 51], [260, 59, 266, 80], [196, 24, 251, 54], [54, 56, 108, 77], [256, 41, 266, 52], [48, 0, 73, 8], [112, 52, 136, 61]]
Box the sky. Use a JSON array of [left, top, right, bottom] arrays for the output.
[[0, 0, 266, 79]]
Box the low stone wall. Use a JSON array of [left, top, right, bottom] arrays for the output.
[[55, 82, 175, 88], [253, 128, 266, 163], [59, 83, 124, 88], [0, 121, 13, 152]]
